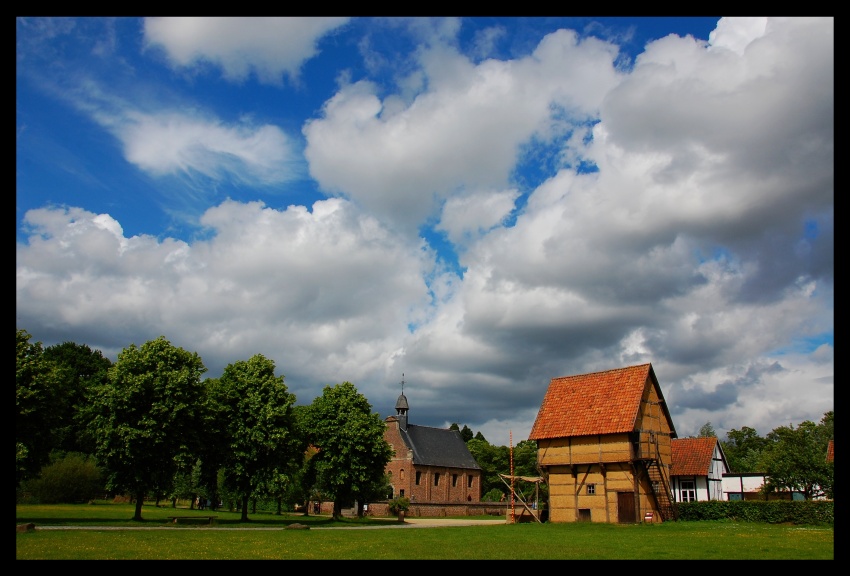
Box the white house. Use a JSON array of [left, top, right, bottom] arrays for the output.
[[670, 436, 729, 502]]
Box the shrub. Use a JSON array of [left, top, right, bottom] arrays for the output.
[[388, 496, 410, 515], [677, 500, 833, 525], [24, 452, 104, 504]]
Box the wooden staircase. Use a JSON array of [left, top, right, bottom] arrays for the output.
[[635, 430, 679, 522], [645, 458, 678, 521]]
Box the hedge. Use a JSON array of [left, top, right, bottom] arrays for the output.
[[676, 499, 833, 525]]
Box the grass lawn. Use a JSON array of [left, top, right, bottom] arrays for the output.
[[16, 502, 834, 560]]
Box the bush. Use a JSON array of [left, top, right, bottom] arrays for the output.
[[482, 488, 504, 502], [677, 500, 833, 525], [388, 497, 410, 515], [23, 452, 104, 504]]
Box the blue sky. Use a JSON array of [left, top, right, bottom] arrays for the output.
[[16, 17, 833, 446]]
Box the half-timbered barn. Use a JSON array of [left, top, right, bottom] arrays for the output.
[[529, 363, 678, 523]]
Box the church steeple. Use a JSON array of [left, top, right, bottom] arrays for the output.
[[395, 373, 409, 432]]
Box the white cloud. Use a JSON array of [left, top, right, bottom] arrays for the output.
[[436, 188, 520, 246], [143, 16, 350, 84], [118, 111, 297, 184], [304, 28, 623, 234]]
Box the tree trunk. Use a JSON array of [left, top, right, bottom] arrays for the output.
[[241, 495, 250, 522], [332, 500, 342, 520], [133, 490, 145, 521]]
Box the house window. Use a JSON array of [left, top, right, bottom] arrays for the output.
[[400, 489, 405, 498], [452, 474, 458, 487], [587, 484, 596, 495], [415, 471, 421, 485], [467, 475, 473, 488], [434, 473, 441, 486], [681, 480, 695, 502]]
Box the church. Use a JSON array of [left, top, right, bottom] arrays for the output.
[[384, 386, 482, 504]]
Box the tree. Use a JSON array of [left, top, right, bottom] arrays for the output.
[[460, 425, 474, 442], [207, 354, 304, 522], [474, 431, 487, 442], [42, 341, 112, 455], [16, 329, 64, 488], [761, 417, 832, 500], [302, 381, 393, 520], [467, 438, 509, 498], [698, 421, 717, 437], [721, 426, 770, 473], [82, 336, 207, 521]]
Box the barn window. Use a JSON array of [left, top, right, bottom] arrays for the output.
[[578, 509, 591, 522], [587, 484, 596, 495], [415, 471, 421, 485], [467, 475, 473, 488], [452, 474, 458, 487], [434, 473, 441, 486], [681, 480, 695, 502]]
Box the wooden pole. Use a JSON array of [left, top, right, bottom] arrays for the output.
[[510, 430, 515, 523]]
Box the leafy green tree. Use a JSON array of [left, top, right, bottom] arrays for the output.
[[460, 425, 474, 442], [467, 438, 509, 498], [207, 354, 304, 522], [42, 341, 112, 455], [302, 381, 393, 520], [722, 426, 770, 473], [82, 336, 207, 521], [762, 416, 832, 500], [698, 421, 717, 437], [16, 329, 64, 488]]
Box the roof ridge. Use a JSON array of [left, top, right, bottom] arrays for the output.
[[552, 363, 651, 380]]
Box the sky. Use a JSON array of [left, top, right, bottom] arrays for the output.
[[16, 17, 833, 448]]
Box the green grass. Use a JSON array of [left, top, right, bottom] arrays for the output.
[[16, 502, 834, 560]]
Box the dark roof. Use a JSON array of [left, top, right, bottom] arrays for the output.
[[671, 437, 720, 476], [529, 363, 677, 440], [395, 393, 409, 411], [399, 424, 481, 470]]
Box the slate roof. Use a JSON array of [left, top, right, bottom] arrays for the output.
[[528, 363, 677, 440], [399, 424, 481, 470], [671, 436, 720, 476]]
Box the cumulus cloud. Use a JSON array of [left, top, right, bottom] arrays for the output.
[[143, 17, 350, 84]]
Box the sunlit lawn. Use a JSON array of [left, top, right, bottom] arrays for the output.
[[16, 502, 834, 560]]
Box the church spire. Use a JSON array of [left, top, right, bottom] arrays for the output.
[[395, 373, 409, 431]]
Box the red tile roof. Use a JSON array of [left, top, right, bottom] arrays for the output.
[[671, 436, 718, 476], [827, 439, 834, 462], [529, 363, 666, 440]]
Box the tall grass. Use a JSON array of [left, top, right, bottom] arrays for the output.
[[16, 502, 834, 560]]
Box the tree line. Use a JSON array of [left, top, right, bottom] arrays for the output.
[[16, 329, 392, 521]]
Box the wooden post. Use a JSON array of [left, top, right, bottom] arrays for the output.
[[510, 430, 515, 523]]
